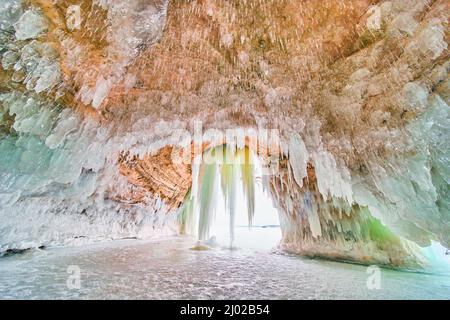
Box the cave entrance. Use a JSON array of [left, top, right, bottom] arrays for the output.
[[179, 145, 281, 250]]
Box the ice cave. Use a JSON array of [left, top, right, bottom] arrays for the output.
[[0, 0, 449, 300]]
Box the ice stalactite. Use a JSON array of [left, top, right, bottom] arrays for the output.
[[272, 163, 420, 268], [239, 147, 256, 227], [197, 149, 218, 241], [179, 146, 257, 245], [288, 134, 308, 188], [273, 130, 450, 271], [220, 147, 238, 243]]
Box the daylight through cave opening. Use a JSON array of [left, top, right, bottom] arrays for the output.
[[178, 145, 281, 249]]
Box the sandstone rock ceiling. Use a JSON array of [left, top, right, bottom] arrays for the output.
[[0, 0, 449, 267]]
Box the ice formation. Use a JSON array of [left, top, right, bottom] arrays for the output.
[[177, 146, 247, 240], [0, 0, 449, 271], [14, 9, 47, 41]]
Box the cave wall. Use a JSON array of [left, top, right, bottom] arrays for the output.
[[0, 0, 448, 266]]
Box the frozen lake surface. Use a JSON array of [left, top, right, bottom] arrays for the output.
[[0, 230, 449, 300]]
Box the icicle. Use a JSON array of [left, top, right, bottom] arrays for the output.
[[307, 209, 322, 238], [288, 134, 308, 188], [188, 155, 201, 236], [238, 148, 255, 227], [178, 190, 194, 235], [197, 149, 218, 240], [220, 146, 237, 245]]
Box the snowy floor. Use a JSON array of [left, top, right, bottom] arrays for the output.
[[0, 230, 449, 300]]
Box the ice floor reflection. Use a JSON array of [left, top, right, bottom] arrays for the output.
[[0, 234, 449, 300]]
